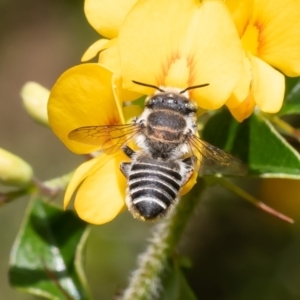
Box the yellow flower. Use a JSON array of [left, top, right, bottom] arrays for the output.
[[83, 0, 244, 110], [117, 0, 244, 110], [226, 0, 300, 122], [48, 64, 129, 224], [48, 63, 198, 224]]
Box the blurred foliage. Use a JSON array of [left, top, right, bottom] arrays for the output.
[[203, 109, 300, 177]]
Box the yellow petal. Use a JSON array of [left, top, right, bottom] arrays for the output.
[[227, 94, 256, 122], [180, 169, 198, 196], [112, 73, 142, 103], [164, 57, 190, 90], [181, 143, 201, 195], [98, 41, 120, 74], [48, 64, 123, 154], [74, 151, 128, 224], [249, 55, 285, 113], [228, 53, 285, 121], [226, 94, 242, 111], [252, 0, 300, 76], [226, 0, 254, 37], [84, 0, 137, 38], [81, 39, 110, 62], [227, 53, 252, 108], [64, 158, 99, 209], [119, 0, 243, 109]]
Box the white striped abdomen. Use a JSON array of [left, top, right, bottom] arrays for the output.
[[127, 157, 182, 220]]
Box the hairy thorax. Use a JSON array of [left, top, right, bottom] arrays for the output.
[[142, 110, 188, 159]]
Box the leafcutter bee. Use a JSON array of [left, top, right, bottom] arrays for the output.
[[69, 81, 247, 220]]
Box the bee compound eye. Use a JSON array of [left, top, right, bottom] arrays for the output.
[[146, 98, 155, 106]]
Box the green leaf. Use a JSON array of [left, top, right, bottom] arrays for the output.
[[160, 259, 197, 300], [278, 78, 300, 116], [202, 109, 300, 178], [9, 197, 91, 300]]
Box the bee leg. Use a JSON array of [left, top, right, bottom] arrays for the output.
[[120, 145, 135, 178], [181, 156, 197, 186], [120, 162, 131, 178], [121, 145, 136, 158]]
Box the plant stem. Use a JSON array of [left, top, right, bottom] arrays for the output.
[[263, 113, 300, 141], [216, 177, 294, 224], [0, 188, 31, 205], [121, 178, 206, 300], [34, 171, 74, 197]]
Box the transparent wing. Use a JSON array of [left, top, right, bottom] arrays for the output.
[[68, 124, 140, 154], [188, 135, 248, 176]]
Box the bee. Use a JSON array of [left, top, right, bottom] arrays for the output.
[[119, 145, 197, 220], [69, 81, 247, 221]]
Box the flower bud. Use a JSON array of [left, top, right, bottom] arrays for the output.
[[0, 148, 33, 187], [21, 82, 50, 126]]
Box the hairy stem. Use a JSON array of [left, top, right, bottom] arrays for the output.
[[121, 178, 206, 300]]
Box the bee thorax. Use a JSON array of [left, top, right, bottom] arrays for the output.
[[135, 107, 195, 159]]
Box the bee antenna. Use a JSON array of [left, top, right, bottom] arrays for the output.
[[180, 83, 209, 94], [132, 80, 165, 92]]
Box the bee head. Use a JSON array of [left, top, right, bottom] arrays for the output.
[[145, 92, 198, 115], [132, 80, 209, 115]]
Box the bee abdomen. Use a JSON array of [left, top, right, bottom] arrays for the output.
[[128, 162, 182, 220]]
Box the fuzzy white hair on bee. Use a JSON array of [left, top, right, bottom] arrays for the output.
[[155, 86, 187, 96]]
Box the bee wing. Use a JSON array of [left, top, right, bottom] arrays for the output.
[[188, 135, 248, 176], [68, 124, 140, 154]]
